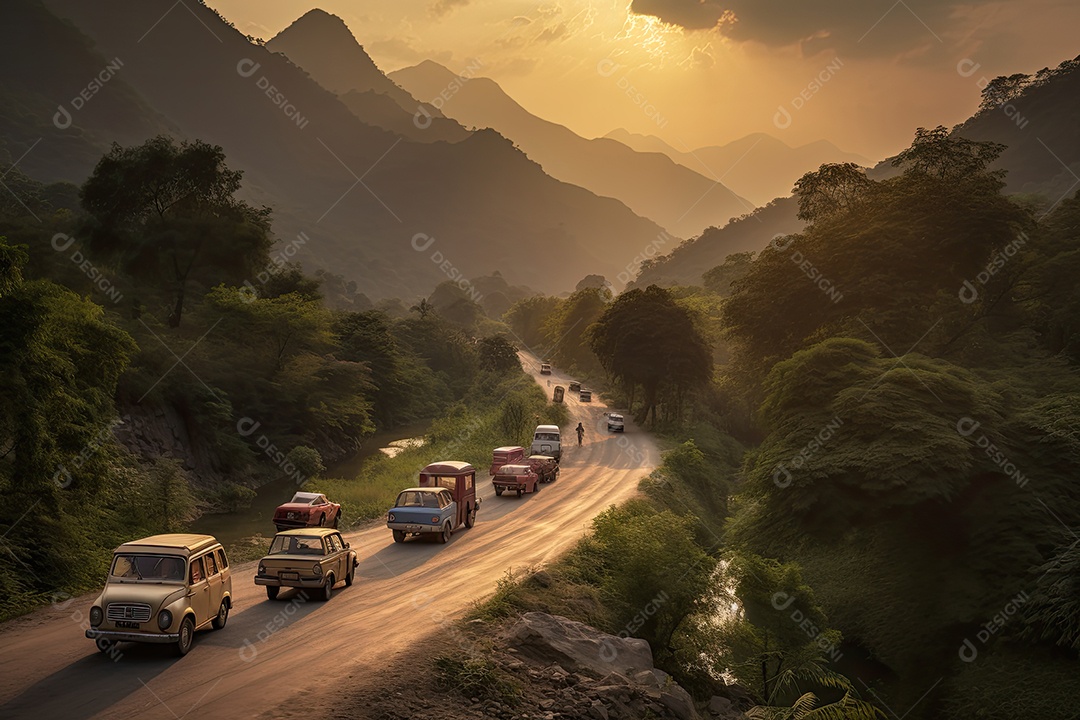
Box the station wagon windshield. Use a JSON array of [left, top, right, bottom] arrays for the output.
[[269, 535, 326, 555], [111, 554, 186, 583]]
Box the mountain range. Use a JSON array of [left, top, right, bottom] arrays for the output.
[[5, 0, 674, 299], [605, 129, 871, 207], [389, 61, 754, 239]]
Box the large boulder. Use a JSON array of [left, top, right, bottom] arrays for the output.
[[506, 612, 656, 680]]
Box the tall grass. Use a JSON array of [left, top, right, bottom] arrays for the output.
[[312, 372, 568, 524]]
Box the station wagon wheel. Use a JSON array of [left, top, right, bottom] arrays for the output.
[[212, 599, 229, 630], [266, 586, 280, 601], [392, 529, 406, 543], [464, 504, 475, 528], [320, 574, 334, 601], [176, 616, 195, 656], [438, 523, 451, 544]]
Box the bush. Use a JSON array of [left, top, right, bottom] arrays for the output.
[[214, 483, 257, 512]]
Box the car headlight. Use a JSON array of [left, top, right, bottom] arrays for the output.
[[90, 606, 103, 626], [157, 609, 172, 630], [312, 564, 322, 575], [388, 513, 396, 522]]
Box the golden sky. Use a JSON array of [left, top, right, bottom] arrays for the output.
[[207, 0, 1080, 160]]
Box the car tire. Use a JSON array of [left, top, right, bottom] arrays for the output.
[[333, 511, 340, 529], [392, 529, 406, 543], [318, 513, 326, 527], [516, 488, 522, 497], [211, 599, 229, 630], [495, 487, 503, 496], [439, 523, 451, 544], [266, 586, 280, 601], [345, 566, 354, 587], [176, 616, 195, 656], [464, 504, 475, 528], [320, 575, 334, 601]]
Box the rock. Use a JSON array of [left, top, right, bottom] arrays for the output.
[[529, 570, 554, 588], [588, 701, 609, 720], [505, 613, 655, 680], [708, 696, 733, 715], [659, 684, 700, 720]]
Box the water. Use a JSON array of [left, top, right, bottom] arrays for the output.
[[191, 421, 430, 547]]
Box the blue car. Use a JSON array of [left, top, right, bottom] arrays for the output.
[[387, 487, 460, 544]]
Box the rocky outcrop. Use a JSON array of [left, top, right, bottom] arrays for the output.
[[499, 613, 750, 720]]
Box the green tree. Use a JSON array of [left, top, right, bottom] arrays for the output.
[[479, 335, 521, 374], [80, 136, 272, 326], [589, 285, 712, 425], [286, 446, 324, 481], [791, 163, 874, 223], [702, 252, 755, 296], [504, 294, 560, 348]]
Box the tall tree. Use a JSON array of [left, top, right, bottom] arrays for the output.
[[80, 136, 272, 326]]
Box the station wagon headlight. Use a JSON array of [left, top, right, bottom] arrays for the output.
[[157, 609, 172, 630], [312, 564, 322, 575], [90, 606, 103, 626]]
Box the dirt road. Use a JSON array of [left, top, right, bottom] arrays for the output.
[[0, 359, 657, 719]]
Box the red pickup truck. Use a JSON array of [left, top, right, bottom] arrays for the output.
[[493, 464, 540, 497]]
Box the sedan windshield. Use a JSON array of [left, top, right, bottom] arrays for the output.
[[111, 554, 185, 582], [269, 535, 326, 555]]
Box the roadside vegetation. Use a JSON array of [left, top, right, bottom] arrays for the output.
[[483, 124, 1080, 718], [0, 136, 554, 619]]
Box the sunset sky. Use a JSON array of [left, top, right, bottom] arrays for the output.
[[207, 0, 1080, 160]]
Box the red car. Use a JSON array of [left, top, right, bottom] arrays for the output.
[[493, 464, 540, 497], [273, 492, 341, 531], [489, 446, 525, 476]]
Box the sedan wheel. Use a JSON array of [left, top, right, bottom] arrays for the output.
[[266, 586, 280, 601], [211, 600, 229, 630], [320, 575, 334, 601], [392, 529, 406, 543], [464, 504, 475, 528], [439, 523, 451, 544], [176, 617, 195, 656], [332, 511, 340, 529], [318, 513, 326, 527]]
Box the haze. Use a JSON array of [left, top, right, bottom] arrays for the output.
[[208, 0, 1080, 159]]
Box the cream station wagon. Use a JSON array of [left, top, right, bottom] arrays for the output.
[[86, 534, 233, 656]]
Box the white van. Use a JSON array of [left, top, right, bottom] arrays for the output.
[[531, 424, 562, 462], [606, 413, 624, 432]]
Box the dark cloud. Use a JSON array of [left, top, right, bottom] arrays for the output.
[[630, 0, 997, 57]]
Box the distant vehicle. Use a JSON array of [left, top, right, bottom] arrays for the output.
[[387, 461, 479, 543], [540, 363, 552, 375], [568, 381, 581, 393], [255, 528, 357, 602], [579, 390, 592, 402], [531, 424, 562, 461], [490, 445, 526, 476], [273, 492, 341, 532], [86, 534, 232, 656], [607, 413, 625, 432], [493, 464, 540, 497], [525, 454, 559, 483], [553, 385, 565, 403]]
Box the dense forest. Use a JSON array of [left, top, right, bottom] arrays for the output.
[[2, 111, 1078, 720], [496, 126, 1080, 718], [0, 135, 534, 617]]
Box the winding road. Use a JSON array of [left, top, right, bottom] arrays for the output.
[[0, 358, 658, 719]]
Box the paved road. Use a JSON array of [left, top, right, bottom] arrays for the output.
[[0, 358, 658, 719]]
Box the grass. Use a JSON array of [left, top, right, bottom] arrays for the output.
[[433, 654, 522, 705], [311, 371, 568, 524]]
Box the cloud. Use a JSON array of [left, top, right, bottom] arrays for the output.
[[535, 22, 569, 43], [629, 0, 1000, 57], [429, 0, 471, 18]]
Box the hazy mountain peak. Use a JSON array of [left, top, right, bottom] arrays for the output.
[[269, 9, 382, 93]]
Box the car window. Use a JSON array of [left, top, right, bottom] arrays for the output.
[[111, 554, 185, 582], [422, 493, 441, 509], [190, 557, 206, 584], [329, 534, 343, 552], [466, 475, 473, 491], [315, 495, 327, 505], [204, 552, 218, 577], [217, 549, 229, 568]]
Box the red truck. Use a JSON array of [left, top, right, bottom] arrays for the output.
[[489, 446, 526, 476]]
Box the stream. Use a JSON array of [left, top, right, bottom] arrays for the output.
[[191, 420, 430, 547]]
